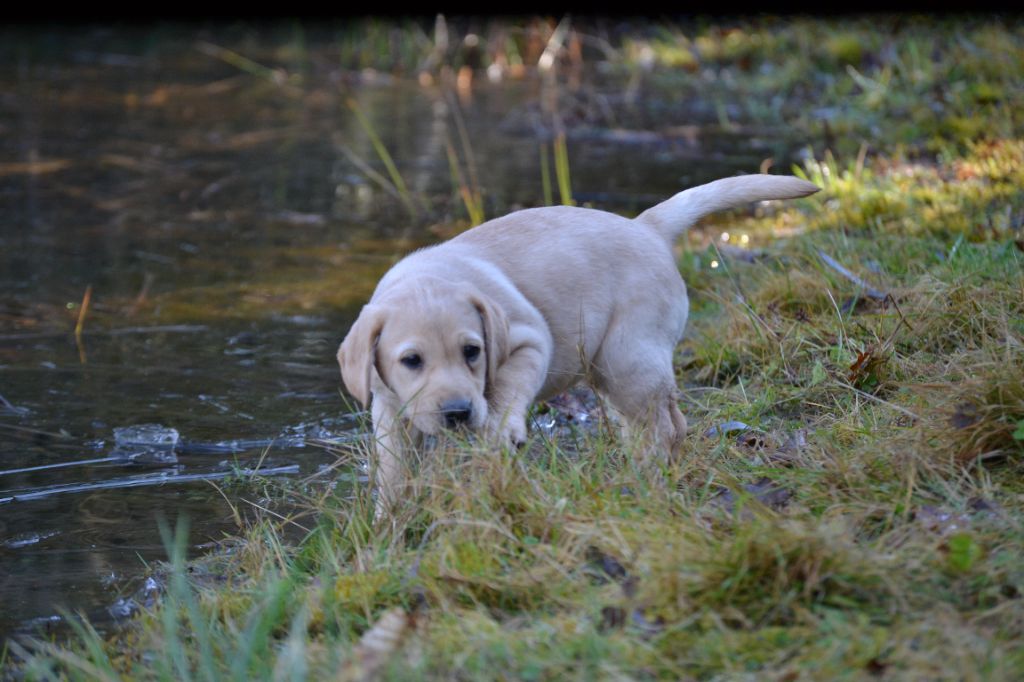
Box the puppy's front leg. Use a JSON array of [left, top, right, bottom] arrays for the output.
[[370, 397, 410, 519], [484, 332, 549, 449]]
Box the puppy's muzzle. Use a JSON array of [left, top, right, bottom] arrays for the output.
[[441, 399, 474, 428]]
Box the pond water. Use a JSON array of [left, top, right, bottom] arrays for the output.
[[0, 23, 803, 639]]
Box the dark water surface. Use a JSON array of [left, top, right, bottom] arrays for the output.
[[0, 23, 802, 639]]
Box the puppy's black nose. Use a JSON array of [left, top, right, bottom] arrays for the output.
[[441, 399, 473, 428]]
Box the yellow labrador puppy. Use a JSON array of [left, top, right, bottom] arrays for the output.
[[339, 174, 818, 513]]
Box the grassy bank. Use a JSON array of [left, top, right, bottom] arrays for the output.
[[8, 16, 1024, 681]]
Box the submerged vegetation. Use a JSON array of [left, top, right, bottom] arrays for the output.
[[8, 15, 1024, 681]]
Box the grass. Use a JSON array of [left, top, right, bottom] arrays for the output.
[[8, 15, 1024, 682], [623, 16, 1024, 158], [346, 97, 420, 220]]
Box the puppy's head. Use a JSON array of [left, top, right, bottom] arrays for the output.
[[337, 280, 509, 435]]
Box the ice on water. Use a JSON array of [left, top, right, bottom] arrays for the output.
[[112, 424, 180, 465]]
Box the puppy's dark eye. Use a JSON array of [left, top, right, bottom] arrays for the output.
[[400, 354, 422, 370], [463, 345, 481, 363]]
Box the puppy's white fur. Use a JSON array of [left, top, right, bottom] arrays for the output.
[[338, 174, 819, 513]]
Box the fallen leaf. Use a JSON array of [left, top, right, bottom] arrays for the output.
[[950, 403, 980, 430], [584, 546, 629, 584], [341, 607, 414, 681], [736, 430, 771, 450], [848, 345, 887, 387]]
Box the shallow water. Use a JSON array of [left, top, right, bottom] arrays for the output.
[[0, 23, 803, 639]]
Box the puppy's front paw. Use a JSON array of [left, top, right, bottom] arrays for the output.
[[486, 415, 528, 451], [503, 421, 529, 451]]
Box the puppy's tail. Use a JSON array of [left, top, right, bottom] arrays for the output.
[[635, 174, 820, 244]]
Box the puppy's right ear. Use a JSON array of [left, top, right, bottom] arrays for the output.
[[469, 292, 510, 398], [337, 304, 387, 407]]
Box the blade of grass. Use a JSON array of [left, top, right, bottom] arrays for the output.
[[346, 98, 419, 220], [553, 132, 574, 206], [540, 142, 553, 206], [195, 41, 293, 85], [335, 143, 407, 203], [228, 575, 295, 682], [159, 515, 217, 682], [445, 139, 485, 226], [445, 89, 483, 209]]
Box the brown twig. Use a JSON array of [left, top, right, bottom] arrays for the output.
[[126, 272, 155, 316], [74, 285, 92, 364]]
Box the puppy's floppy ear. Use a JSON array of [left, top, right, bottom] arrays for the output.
[[469, 292, 510, 396], [337, 304, 387, 407]]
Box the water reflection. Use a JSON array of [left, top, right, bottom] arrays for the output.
[[0, 23, 801, 639]]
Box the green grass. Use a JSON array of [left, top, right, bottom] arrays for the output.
[[624, 16, 1024, 157], [8, 16, 1024, 682]]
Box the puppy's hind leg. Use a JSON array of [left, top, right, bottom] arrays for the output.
[[594, 345, 687, 468]]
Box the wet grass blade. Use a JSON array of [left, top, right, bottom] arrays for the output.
[[445, 139, 485, 226], [441, 91, 486, 226], [446, 89, 484, 209], [553, 132, 574, 206], [539, 142, 553, 206], [335, 143, 407, 204], [195, 41, 293, 85]]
